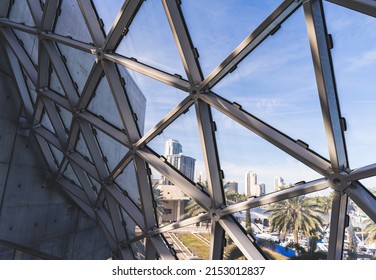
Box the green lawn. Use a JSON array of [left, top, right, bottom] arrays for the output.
[[176, 233, 210, 260]]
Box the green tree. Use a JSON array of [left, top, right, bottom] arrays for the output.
[[265, 196, 324, 243]]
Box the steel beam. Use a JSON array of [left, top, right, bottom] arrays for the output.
[[102, 61, 141, 141], [150, 235, 176, 260], [221, 178, 328, 216], [39, 89, 71, 111], [1, 28, 38, 86], [67, 152, 100, 181], [163, 0, 203, 83], [200, 0, 301, 89], [26, 0, 43, 27], [42, 40, 79, 105], [347, 163, 376, 181], [103, 0, 143, 51], [201, 92, 331, 175], [210, 222, 225, 260], [78, 111, 130, 146], [326, 0, 376, 18], [304, 0, 348, 170], [0, 19, 38, 34], [106, 184, 146, 231], [109, 152, 133, 180], [219, 216, 265, 260], [76, 63, 103, 110], [135, 96, 194, 148], [77, 0, 105, 46], [0, 0, 11, 17], [41, 0, 60, 31], [346, 182, 376, 223], [70, 161, 97, 204], [34, 134, 59, 173], [106, 194, 127, 244], [33, 125, 62, 150], [137, 147, 212, 209], [327, 191, 347, 259], [5, 43, 34, 118], [104, 53, 190, 91]]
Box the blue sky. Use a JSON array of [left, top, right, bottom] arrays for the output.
[[95, 0, 376, 194]]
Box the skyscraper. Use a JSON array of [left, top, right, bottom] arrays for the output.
[[274, 176, 285, 191], [162, 139, 196, 184], [245, 171, 265, 197]]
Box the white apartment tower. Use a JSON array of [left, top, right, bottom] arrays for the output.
[[245, 171, 265, 197]]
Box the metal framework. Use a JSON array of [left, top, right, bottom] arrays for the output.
[[0, 0, 375, 260]]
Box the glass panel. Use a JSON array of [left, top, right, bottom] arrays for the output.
[[13, 31, 38, 65], [344, 198, 376, 260], [56, 105, 72, 134], [117, 0, 187, 78], [181, 0, 282, 77], [94, 127, 128, 172], [212, 7, 328, 159], [8, 0, 35, 26], [120, 207, 142, 239], [212, 108, 322, 198], [117, 66, 147, 134], [323, 2, 376, 169], [87, 76, 124, 130], [54, 1, 93, 43], [87, 173, 101, 195], [49, 143, 64, 167], [63, 162, 81, 188], [123, 67, 188, 135], [92, 0, 123, 34], [75, 132, 93, 164], [40, 109, 56, 134], [57, 43, 95, 94], [148, 105, 206, 185], [254, 190, 331, 260], [114, 160, 140, 206], [49, 68, 65, 96]]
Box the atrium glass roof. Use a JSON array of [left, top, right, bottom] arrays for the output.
[[0, 0, 375, 260]]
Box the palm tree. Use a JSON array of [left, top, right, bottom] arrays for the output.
[[185, 199, 205, 217], [364, 219, 376, 245], [265, 196, 324, 243]]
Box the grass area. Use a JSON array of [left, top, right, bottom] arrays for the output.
[[200, 233, 211, 241], [176, 233, 210, 260]]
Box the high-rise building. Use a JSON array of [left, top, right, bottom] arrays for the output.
[[274, 176, 285, 191], [162, 139, 195, 184], [165, 139, 183, 156], [245, 171, 265, 197], [225, 181, 238, 193]]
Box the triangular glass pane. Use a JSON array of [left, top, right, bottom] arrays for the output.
[[94, 127, 128, 172], [49, 143, 64, 168], [74, 132, 94, 164], [41, 109, 56, 134], [255, 190, 331, 260], [8, 0, 35, 26], [117, 0, 187, 78], [56, 105, 72, 134], [63, 162, 82, 188], [119, 207, 143, 240], [21, 67, 37, 105], [49, 67, 65, 96], [323, 2, 376, 169], [212, 108, 322, 197], [54, 1, 93, 43], [344, 198, 376, 260], [87, 173, 101, 195], [116, 65, 146, 134], [13, 30, 38, 65], [148, 105, 207, 185], [92, 0, 123, 35], [57, 43, 95, 95], [212, 7, 328, 159], [87, 76, 124, 130], [114, 160, 140, 206], [122, 67, 188, 135], [181, 0, 283, 76], [131, 238, 146, 260]]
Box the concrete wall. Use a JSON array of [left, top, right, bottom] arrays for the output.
[[0, 44, 111, 260]]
